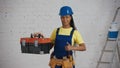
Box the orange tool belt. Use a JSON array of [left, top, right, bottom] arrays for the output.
[[49, 56, 75, 68]]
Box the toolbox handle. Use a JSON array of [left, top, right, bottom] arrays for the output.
[[38, 34, 44, 38], [31, 33, 33, 38], [31, 33, 44, 38]]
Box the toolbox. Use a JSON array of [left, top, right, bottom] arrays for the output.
[[20, 34, 52, 54]]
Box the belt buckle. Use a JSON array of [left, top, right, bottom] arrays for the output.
[[53, 56, 57, 59], [63, 56, 67, 60]]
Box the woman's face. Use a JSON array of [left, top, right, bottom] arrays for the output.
[[61, 15, 71, 27]]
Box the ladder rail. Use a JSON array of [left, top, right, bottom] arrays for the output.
[[116, 43, 120, 67], [96, 30, 120, 68], [96, 39, 108, 68], [110, 41, 118, 68], [110, 29, 120, 68], [112, 7, 120, 22], [96, 6, 120, 68]]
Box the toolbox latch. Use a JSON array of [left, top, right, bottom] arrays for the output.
[[34, 40, 38, 47], [22, 40, 26, 47]]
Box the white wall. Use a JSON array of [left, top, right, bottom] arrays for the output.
[[114, 0, 120, 29], [0, 0, 118, 68]]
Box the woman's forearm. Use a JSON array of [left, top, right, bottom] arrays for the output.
[[65, 43, 86, 51], [71, 43, 86, 51]]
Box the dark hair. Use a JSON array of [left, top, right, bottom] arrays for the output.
[[70, 15, 77, 30]]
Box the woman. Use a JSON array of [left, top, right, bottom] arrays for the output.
[[49, 6, 86, 68]]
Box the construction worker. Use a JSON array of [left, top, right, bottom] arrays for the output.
[[34, 6, 86, 68], [49, 6, 86, 68]]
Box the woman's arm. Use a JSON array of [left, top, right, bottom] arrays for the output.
[[65, 43, 86, 51]]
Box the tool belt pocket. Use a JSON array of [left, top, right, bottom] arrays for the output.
[[49, 58, 74, 68], [62, 59, 73, 68], [49, 58, 56, 68]]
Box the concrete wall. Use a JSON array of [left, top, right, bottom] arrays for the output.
[[0, 0, 118, 68], [114, 0, 120, 29]]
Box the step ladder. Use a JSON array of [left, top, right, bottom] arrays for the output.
[[96, 29, 120, 68]]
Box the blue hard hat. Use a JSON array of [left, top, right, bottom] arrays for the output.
[[59, 6, 73, 16]]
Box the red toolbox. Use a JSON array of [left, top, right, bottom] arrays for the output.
[[20, 34, 52, 54]]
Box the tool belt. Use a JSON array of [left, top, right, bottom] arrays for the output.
[[49, 56, 75, 68]]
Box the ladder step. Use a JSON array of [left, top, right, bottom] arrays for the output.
[[107, 40, 116, 41], [103, 50, 114, 52], [98, 61, 111, 64]]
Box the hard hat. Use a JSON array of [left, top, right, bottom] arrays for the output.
[[59, 6, 73, 16]]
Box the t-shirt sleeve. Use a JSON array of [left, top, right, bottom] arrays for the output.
[[74, 30, 84, 44], [50, 29, 57, 44]]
